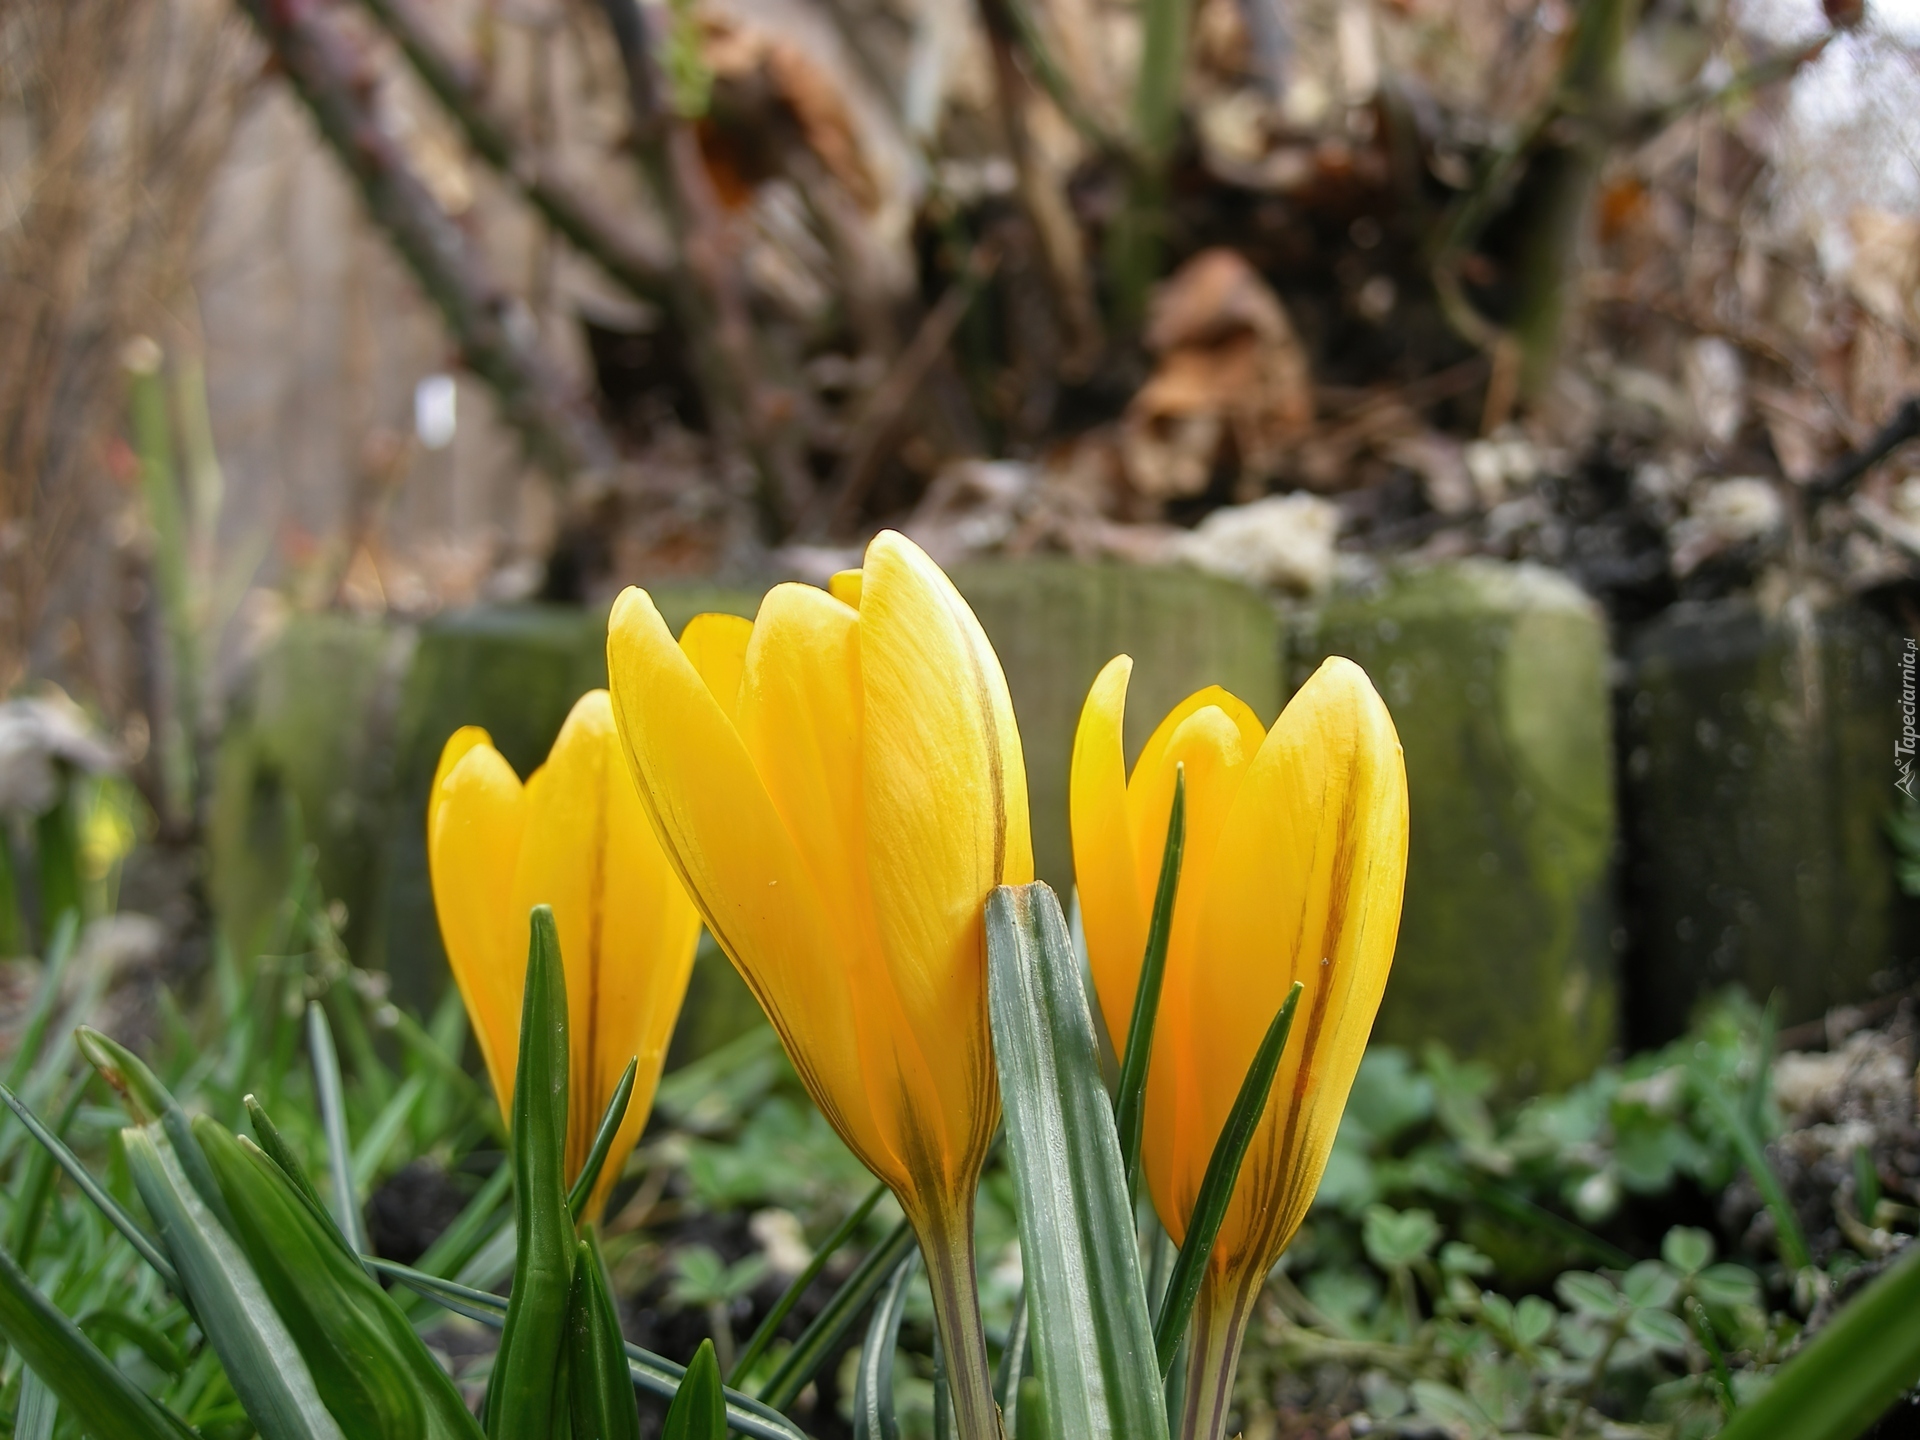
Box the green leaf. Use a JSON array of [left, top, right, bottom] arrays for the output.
[[305, 1003, 367, 1256], [352, 1071, 428, 1191], [3, 911, 77, 1090], [487, 904, 577, 1440], [0, 1079, 177, 1288], [662, 1338, 727, 1440], [1113, 766, 1184, 1192], [1514, 1296, 1556, 1347], [1362, 1206, 1443, 1270], [78, 1027, 237, 1235], [1718, 1238, 1920, 1440], [1153, 980, 1304, 1377], [15, 1366, 57, 1440], [731, 1180, 886, 1384], [568, 1056, 638, 1222], [852, 1250, 917, 1440], [1627, 1307, 1690, 1352], [757, 1217, 917, 1411], [1621, 1259, 1679, 1310], [1661, 1226, 1715, 1275], [365, 1257, 808, 1440], [566, 1233, 641, 1440], [77, 1309, 188, 1375], [984, 882, 1169, 1440], [0, 1245, 195, 1440], [1693, 1263, 1762, 1309], [1554, 1271, 1622, 1317], [122, 1125, 347, 1440], [10, 1077, 84, 1267], [199, 1117, 485, 1440], [244, 1094, 356, 1262]]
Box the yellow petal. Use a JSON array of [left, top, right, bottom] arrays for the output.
[[1070, 656, 1146, 1055], [1122, 686, 1266, 906], [606, 587, 896, 1181], [856, 531, 1032, 1195], [1152, 657, 1407, 1272], [427, 739, 527, 1117], [1133, 700, 1262, 1243], [678, 612, 754, 724], [828, 569, 863, 608], [431, 726, 494, 811], [507, 692, 697, 1208]]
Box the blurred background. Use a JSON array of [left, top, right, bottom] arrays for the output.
[[4, 0, 1920, 1430]]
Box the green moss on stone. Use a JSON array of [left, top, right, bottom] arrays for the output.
[[1294, 561, 1617, 1090]]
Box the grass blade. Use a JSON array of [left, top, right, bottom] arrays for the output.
[[16, 1366, 57, 1440], [1717, 1238, 1920, 1440], [995, 1285, 1029, 1414], [414, 1160, 512, 1281], [1152, 981, 1303, 1377], [986, 882, 1169, 1440], [368, 1257, 810, 1440], [0, 1080, 177, 1288], [1114, 766, 1184, 1193], [123, 1125, 346, 1440], [566, 1232, 642, 1440], [662, 1337, 728, 1440], [10, 1076, 85, 1267], [567, 1056, 637, 1222], [731, 1180, 886, 1384], [853, 1251, 918, 1440], [3, 912, 77, 1090], [0, 1245, 196, 1440], [758, 1218, 918, 1410], [244, 1094, 356, 1262], [352, 1071, 428, 1191], [305, 1002, 367, 1256], [201, 1119, 485, 1440], [486, 905, 576, 1439]]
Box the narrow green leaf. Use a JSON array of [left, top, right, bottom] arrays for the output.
[[3, 912, 77, 1090], [414, 1160, 512, 1280], [757, 1218, 917, 1410], [244, 1094, 355, 1261], [1114, 765, 1184, 1194], [487, 904, 577, 1440], [200, 1117, 486, 1440], [1153, 981, 1303, 1377], [0, 1079, 177, 1288], [77, 1309, 188, 1376], [352, 1071, 429, 1191], [995, 1286, 1029, 1417], [568, 1057, 638, 1222], [10, 1076, 84, 1267], [78, 1027, 237, 1235], [732, 1180, 886, 1384], [566, 1232, 642, 1440], [852, 1250, 918, 1440], [305, 1002, 367, 1256], [985, 882, 1169, 1440], [662, 1338, 727, 1440], [1701, 1084, 1812, 1273], [0, 1246, 195, 1440], [122, 1126, 347, 1440], [1717, 1239, 1920, 1440], [15, 1368, 56, 1440], [366, 1257, 809, 1440]]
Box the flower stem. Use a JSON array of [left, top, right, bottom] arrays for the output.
[[1178, 1267, 1258, 1440], [914, 1201, 1002, 1440]]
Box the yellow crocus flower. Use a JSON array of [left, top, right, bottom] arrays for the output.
[[1071, 654, 1407, 1440], [605, 530, 1030, 1440], [427, 689, 701, 1224]]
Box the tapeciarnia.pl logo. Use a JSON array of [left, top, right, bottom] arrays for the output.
[[1900, 637, 1917, 800]]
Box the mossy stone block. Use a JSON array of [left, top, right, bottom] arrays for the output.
[[209, 614, 413, 964], [378, 592, 758, 1009], [1621, 599, 1911, 1041], [1293, 561, 1617, 1090], [951, 560, 1283, 892]]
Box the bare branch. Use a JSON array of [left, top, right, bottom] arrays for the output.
[[354, 0, 675, 305], [233, 0, 616, 481]]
